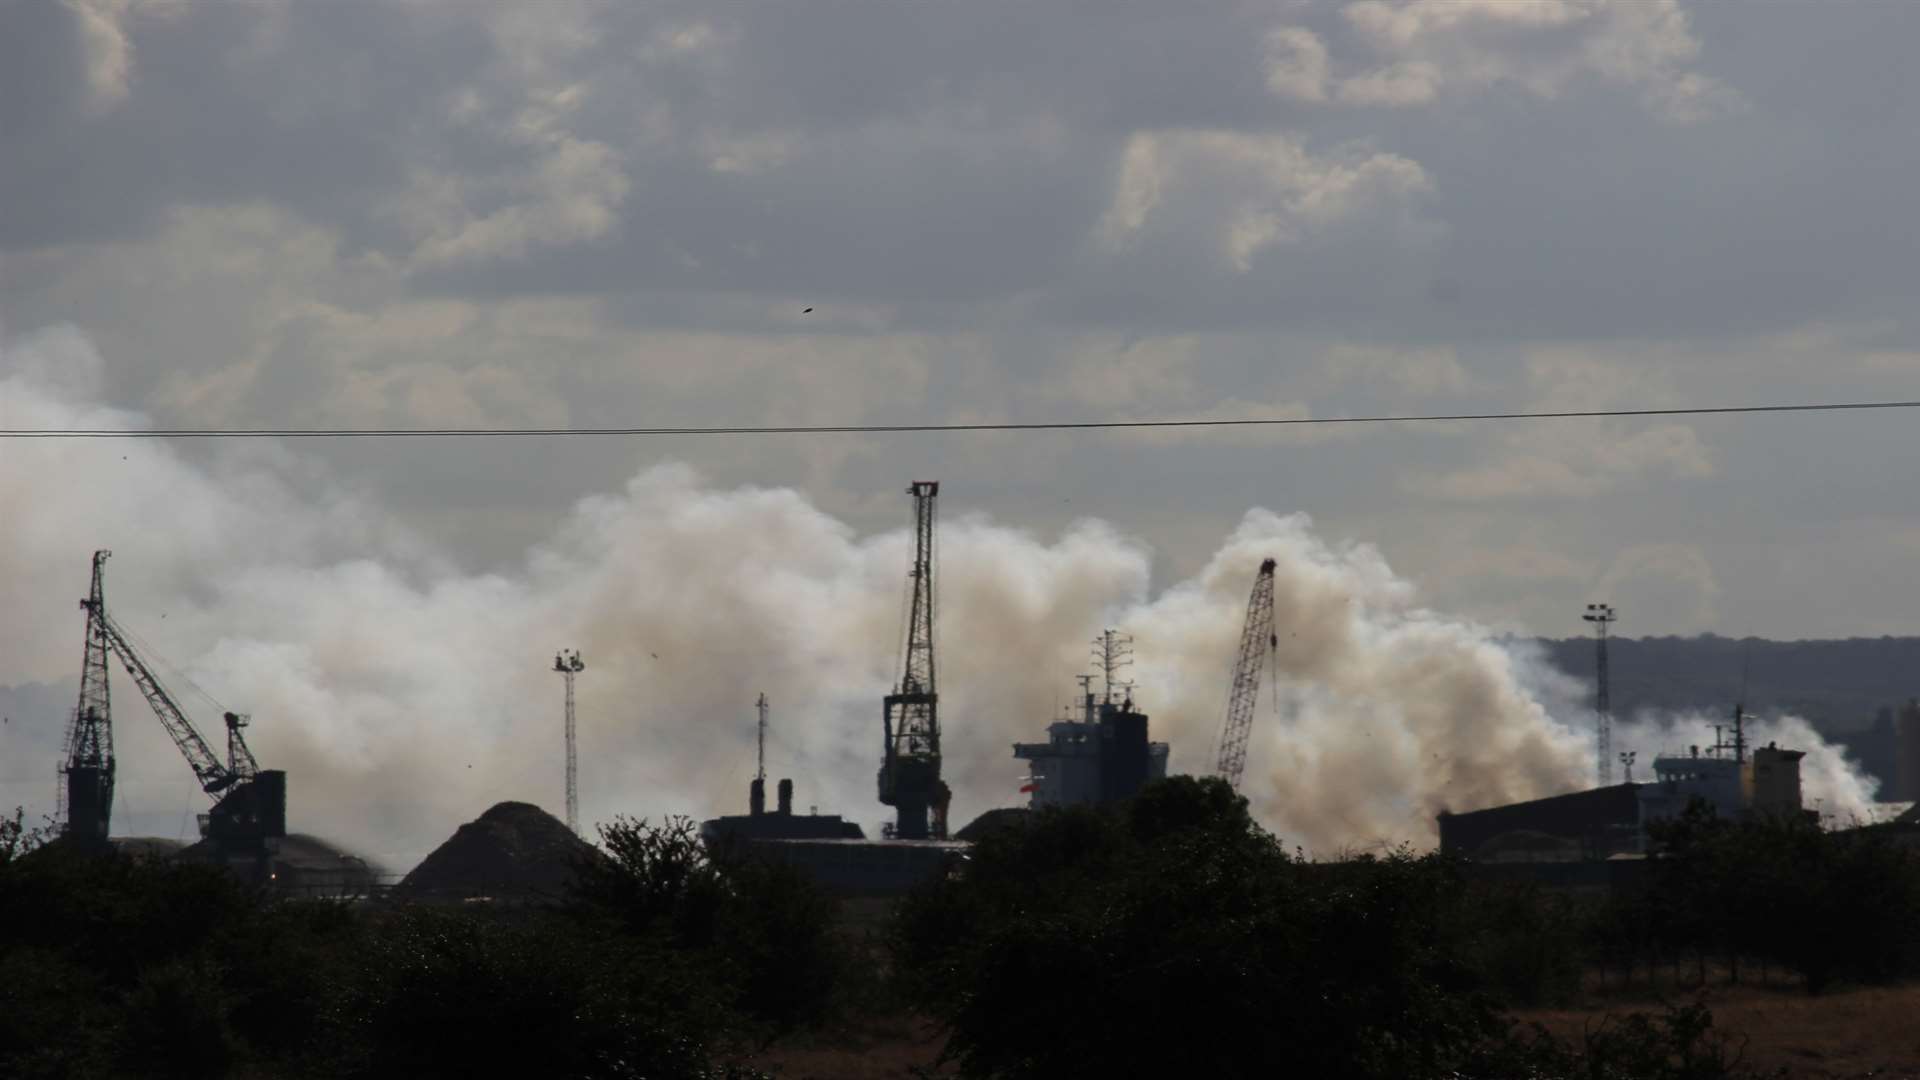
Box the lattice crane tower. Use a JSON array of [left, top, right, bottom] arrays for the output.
[[61, 550, 117, 843], [879, 481, 950, 839]]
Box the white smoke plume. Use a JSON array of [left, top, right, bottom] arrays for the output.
[[3, 326, 1607, 866], [1123, 516, 1594, 850]]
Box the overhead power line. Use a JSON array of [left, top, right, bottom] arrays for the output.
[[3, 399, 1919, 439]]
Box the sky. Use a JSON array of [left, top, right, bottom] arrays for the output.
[[2, 0, 1915, 861]]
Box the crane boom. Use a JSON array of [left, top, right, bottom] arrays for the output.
[[88, 607, 243, 794], [1214, 558, 1278, 791]]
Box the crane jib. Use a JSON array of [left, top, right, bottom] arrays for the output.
[[96, 608, 250, 797]]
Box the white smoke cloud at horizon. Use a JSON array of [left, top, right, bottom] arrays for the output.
[[0, 326, 1881, 869]]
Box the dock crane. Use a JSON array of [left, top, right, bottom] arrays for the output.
[[76, 553, 285, 853], [879, 481, 950, 839], [60, 550, 117, 843], [1214, 558, 1278, 792]]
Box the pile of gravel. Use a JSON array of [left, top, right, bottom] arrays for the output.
[[397, 801, 599, 901], [954, 807, 1029, 841]]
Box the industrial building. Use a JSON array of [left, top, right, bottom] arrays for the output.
[[701, 777, 865, 844], [1439, 708, 1811, 861], [1437, 784, 1643, 862], [747, 837, 966, 895]]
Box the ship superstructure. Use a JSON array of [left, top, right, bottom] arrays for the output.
[[1013, 633, 1170, 809]]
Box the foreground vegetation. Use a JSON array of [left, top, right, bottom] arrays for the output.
[[5, 781, 1919, 1078], [0, 812, 807, 1078], [895, 779, 1792, 1080]]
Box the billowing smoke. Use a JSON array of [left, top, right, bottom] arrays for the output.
[[1124, 519, 1598, 850], [3, 325, 1622, 865]]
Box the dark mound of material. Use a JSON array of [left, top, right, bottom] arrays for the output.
[[397, 801, 598, 901], [955, 807, 1030, 841], [110, 837, 187, 861], [173, 832, 385, 896]]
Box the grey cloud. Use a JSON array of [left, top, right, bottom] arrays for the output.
[[1321, 0, 1735, 120], [7, 0, 1920, 651]]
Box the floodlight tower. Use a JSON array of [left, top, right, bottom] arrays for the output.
[[553, 649, 585, 834], [1583, 603, 1616, 786], [1619, 750, 1637, 783]]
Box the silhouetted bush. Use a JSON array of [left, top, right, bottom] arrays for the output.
[[570, 815, 844, 1031], [1464, 999, 1773, 1080], [1450, 878, 1587, 1005], [0, 835, 259, 1078], [893, 776, 1510, 1079], [892, 778, 1798, 1078], [115, 957, 236, 1080], [329, 906, 730, 1080], [217, 898, 364, 1062], [716, 850, 842, 1029], [1637, 802, 1920, 992], [0, 810, 770, 1079]]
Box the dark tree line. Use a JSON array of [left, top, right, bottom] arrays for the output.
[[892, 778, 1785, 1080], [0, 811, 816, 1079], [17, 788, 1914, 1078], [1586, 805, 1920, 994]]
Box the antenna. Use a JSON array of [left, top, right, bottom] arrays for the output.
[[1583, 603, 1616, 786], [552, 649, 585, 835], [1735, 642, 1751, 765], [756, 692, 769, 784], [1091, 630, 1134, 705], [1731, 702, 1746, 765]]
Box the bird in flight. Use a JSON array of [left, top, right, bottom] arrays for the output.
[[802, 307, 813, 313]]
